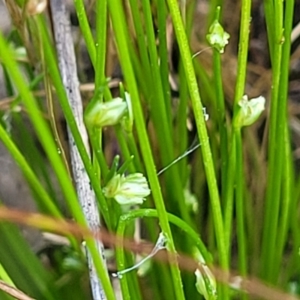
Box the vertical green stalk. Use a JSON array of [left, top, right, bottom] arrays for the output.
[[91, 0, 107, 197], [263, 0, 275, 63], [232, 1, 251, 107], [139, 0, 191, 225], [177, 62, 189, 182], [140, 0, 167, 118], [273, 0, 294, 280], [261, 0, 293, 282], [165, 1, 227, 296], [126, 133, 144, 172], [94, 0, 107, 89], [274, 125, 292, 277], [108, 1, 185, 299], [73, 0, 96, 67], [235, 132, 247, 300], [287, 189, 300, 281], [156, 0, 172, 125], [176, 1, 197, 185], [224, 134, 236, 253], [213, 47, 228, 180], [211, 7, 228, 201], [128, 0, 152, 85], [260, 0, 285, 282], [224, 0, 251, 260]]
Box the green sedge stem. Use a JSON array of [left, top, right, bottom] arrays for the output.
[[235, 131, 247, 277], [225, 0, 251, 261], [166, 0, 227, 280], [261, 0, 291, 282], [73, 0, 96, 67], [260, 0, 284, 281], [108, 0, 186, 298]]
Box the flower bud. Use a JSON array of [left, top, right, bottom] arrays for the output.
[[206, 20, 230, 53], [234, 95, 265, 128], [194, 248, 217, 300], [85, 97, 127, 128], [195, 267, 217, 300], [26, 0, 47, 15], [103, 173, 151, 206]]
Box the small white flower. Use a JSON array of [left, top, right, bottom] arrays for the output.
[[103, 173, 151, 206], [234, 95, 265, 128], [26, 0, 47, 15], [194, 248, 217, 300], [195, 267, 217, 300], [206, 20, 230, 53], [85, 97, 127, 128]]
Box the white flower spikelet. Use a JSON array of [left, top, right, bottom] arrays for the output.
[[193, 248, 217, 300], [103, 173, 151, 206], [206, 20, 230, 53], [86, 97, 127, 128], [234, 95, 265, 128], [195, 266, 217, 300]]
